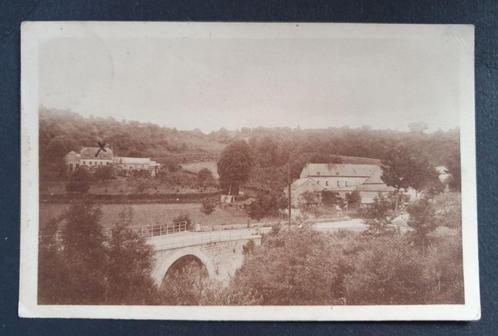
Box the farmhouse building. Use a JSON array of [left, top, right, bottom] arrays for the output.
[[64, 147, 160, 176], [290, 163, 394, 207]]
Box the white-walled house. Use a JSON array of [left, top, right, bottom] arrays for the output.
[[64, 146, 160, 176], [289, 163, 394, 207]]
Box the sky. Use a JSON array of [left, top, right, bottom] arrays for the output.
[[39, 25, 466, 132]]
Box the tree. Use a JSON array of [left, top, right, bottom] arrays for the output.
[[59, 200, 108, 304], [41, 135, 76, 178], [93, 165, 114, 181], [201, 198, 217, 215], [252, 136, 281, 167], [65, 166, 91, 193], [197, 168, 215, 187], [346, 190, 361, 208], [106, 207, 157, 304], [322, 190, 340, 207], [344, 236, 431, 304], [309, 153, 343, 164], [225, 228, 346, 305], [247, 191, 287, 221], [38, 216, 67, 304], [300, 191, 321, 207], [381, 144, 439, 209], [432, 192, 461, 229], [246, 198, 267, 221], [38, 202, 159, 305], [406, 197, 438, 252], [217, 140, 253, 195], [360, 194, 396, 236], [446, 151, 461, 191], [159, 259, 224, 305]]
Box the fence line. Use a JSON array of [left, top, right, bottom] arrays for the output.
[[139, 220, 188, 238], [147, 229, 264, 250]]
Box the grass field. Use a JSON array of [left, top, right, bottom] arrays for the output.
[[41, 176, 217, 195], [40, 202, 253, 231]]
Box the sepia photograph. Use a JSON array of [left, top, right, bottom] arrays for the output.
[[19, 22, 479, 320]]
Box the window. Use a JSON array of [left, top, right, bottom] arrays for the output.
[[345, 181, 348, 187], [337, 181, 340, 187], [325, 180, 329, 186]]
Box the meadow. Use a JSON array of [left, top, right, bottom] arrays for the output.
[[40, 202, 254, 232]]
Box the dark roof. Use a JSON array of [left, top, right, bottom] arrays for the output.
[[80, 147, 114, 159]]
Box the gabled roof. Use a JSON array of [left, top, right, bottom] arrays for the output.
[[291, 177, 324, 190], [80, 147, 113, 159], [362, 166, 385, 184], [300, 163, 380, 178]]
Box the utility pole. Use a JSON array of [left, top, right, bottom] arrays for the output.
[[288, 160, 291, 228]]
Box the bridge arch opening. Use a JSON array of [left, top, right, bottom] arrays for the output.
[[160, 254, 209, 290]]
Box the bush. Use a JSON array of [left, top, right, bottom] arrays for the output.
[[406, 197, 437, 250], [225, 227, 346, 305], [201, 198, 217, 215], [93, 165, 114, 181], [360, 193, 396, 236], [432, 192, 461, 229], [271, 223, 281, 235], [246, 191, 287, 221], [321, 190, 340, 207], [346, 190, 361, 208], [198, 168, 216, 187], [106, 207, 157, 304], [65, 167, 91, 193], [173, 213, 192, 231], [38, 202, 158, 305], [344, 235, 431, 305]]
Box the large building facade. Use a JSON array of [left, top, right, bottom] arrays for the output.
[[290, 163, 394, 207], [65, 147, 160, 176]]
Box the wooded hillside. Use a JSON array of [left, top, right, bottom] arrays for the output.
[[40, 107, 460, 189]]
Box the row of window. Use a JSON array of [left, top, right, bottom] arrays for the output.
[[79, 162, 154, 170], [317, 180, 350, 187], [81, 160, 111, 166]]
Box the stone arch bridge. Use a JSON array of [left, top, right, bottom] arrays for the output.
[[147, 228, 264, 286]]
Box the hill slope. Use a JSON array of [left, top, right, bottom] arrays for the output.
[[40, 107, 226, 163]]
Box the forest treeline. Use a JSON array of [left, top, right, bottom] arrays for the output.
[[40, 108, 460, 190]]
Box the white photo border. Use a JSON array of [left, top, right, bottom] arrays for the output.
[[19, 21, 480, 321]]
